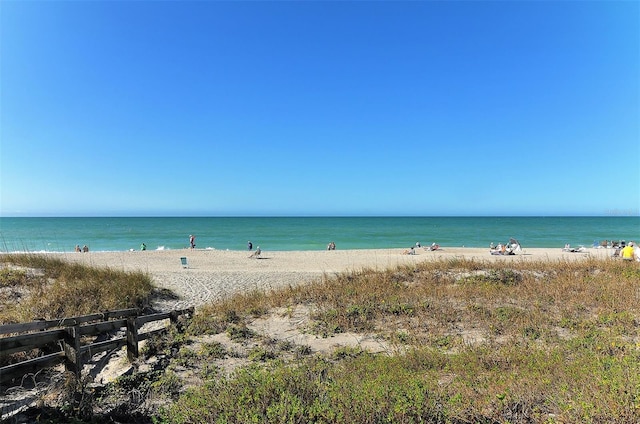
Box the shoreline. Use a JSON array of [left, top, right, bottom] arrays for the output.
[[20, 247, 617, 311], [2, 216, 637, 255], [0, 243, 623, 254]]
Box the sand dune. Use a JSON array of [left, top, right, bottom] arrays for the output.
[[57, 246, 613, 310]]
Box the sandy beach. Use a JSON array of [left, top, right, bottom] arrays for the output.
[[50, 246, 615, 311]]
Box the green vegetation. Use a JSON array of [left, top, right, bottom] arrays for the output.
[[2, 254, 639, 423], [166, 258, 640, 423]]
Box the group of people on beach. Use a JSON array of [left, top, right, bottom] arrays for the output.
[[75, 236, 640, 260], [403, 242, 440, 255], [489, 240, 521, 256], [597, 240, 632, 249], [489, 243, 514, 256], [615, 241, 639, 261], [561, 240, 639, 261]]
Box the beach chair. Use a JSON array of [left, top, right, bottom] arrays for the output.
[[180, 257, 189, 268]]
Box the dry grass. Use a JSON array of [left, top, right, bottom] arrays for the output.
[[174, 257, 640, 423], [2, 254, 639, 423], [0, 253, 154, 323], [192, 257, 640, 347]]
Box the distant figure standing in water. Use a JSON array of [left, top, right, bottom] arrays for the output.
[[189, 235, 196, 249], [75, 245, 81, 252], [82, 245, 89, 253], [248, 241, 253, 250], [141, 243, 146, 251]]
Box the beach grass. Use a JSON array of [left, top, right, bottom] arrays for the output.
[[0, 253, 154, 324], [166, 257, 640, 423], [2, 254, 639, 423]]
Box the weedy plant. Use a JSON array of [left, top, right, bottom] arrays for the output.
[[162, 257, 640, 424]]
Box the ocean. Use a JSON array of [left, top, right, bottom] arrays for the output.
[[0, 216, 638, 253]]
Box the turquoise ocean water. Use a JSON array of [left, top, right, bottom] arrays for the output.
[[0, 217, 638, 253]]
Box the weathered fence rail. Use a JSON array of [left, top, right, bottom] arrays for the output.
[[0, 307, 193, 387]]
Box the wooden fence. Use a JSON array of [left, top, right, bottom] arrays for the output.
[[0, 307, 193, 387]]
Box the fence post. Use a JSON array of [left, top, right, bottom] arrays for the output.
[[126, 316, 139, 362], [169, 310, 179, 325], [170, 307, 194, 327], [63, 324, 81, 377]]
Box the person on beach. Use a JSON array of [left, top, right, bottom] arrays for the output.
[[248, 241, 253, 250], [620, 242, 636, 261], [82, 245, 89, 252], [141, 243, 146, 251], [249, 246, 261, 258], [189, 235, 196, 249], [75, 245, 81, 252]]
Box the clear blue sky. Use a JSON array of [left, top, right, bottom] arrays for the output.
[[1, 1, 638, 217]]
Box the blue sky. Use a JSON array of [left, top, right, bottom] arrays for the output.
[[1, 1, 638, 217]]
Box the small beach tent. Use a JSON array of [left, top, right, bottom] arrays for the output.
[[508, 238, 522, 253]]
